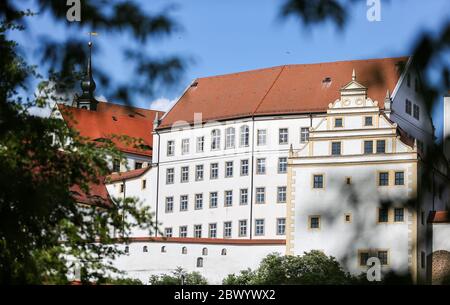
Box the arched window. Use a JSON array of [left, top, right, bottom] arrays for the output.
[[240, 125, 249, 147], [124, 246, 129, 254], [161, 246, 166, 253], [221, 248, 227, 256], [211, 129, 221, 150], [202, 247, 208, 256], [143, 246, 148, 253], [225, 127, 235, 149], [197, 257, 204, 268], [182, 246, 187, 254]]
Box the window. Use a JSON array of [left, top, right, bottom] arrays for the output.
[[277, 218, 286, 235], [257, 129, 267, 146], [179, 226, 187, 238], [224, 222, 232, 238], [378, 172, 389, 186], [221, 248, 227, 256], [195, 164, 204, 181], [364, 116, 373, 126], [125, 246, 129, 254], [395, 172, 404, 185], [405, 99, 412, 115], [194, 225, 202, 238], [376, 140, 386, 154], [240, 188, 248, 205], [180, 195, 188, 211], [181, 166, 189, 183], [167, 140, 175, 156], [309, 216, 320, 229], [421, 211, 425, 225], [211, 129, 221, 150], [196, 136, 204, 153], [141, 179, 147, 189], [224, 190, 233, 207], [210, 163, 219, 179], [182, 246, 187, 254], [225, 127, 235, 149], [364, 141, 373, 154], [279, 128, 288, 144], [196, 257, 203, 268], [209, 223, 217, 238], [394, 208, 404, 222], [421, 251, 426, 269], [278, 157, 287, 174], [225, 161, 233, 177], [239, 220, 247, 237], [165, 197, 174, 213], [135, 162, 143, 170], [113, 159, 120, 172], [255, 219, 265, 236], [334, 118, 343, 127], [313, 175, 324, 189], [181, 139, 190, 155], [256, 158, 266, 175], [166, 168, 174, 184], [256, 187, 265, 204], [300, 127, 309, 143], [240, 159, 249, 176], [413, 104, 420, 120], [119, 183, 124, 193], [240, 125, 249, 147], [359, 251, 369, 266], [345, 214, 352, 223], [195, 194, 203, 210], [277, 186, 287, 203], [202, 248, 208, 256], [378, 208, 389, 222], [345, 177, 352, 185], [209, 192, 218, 208], [164, 227, 173, 237], [331, 142, 341, 155], [378, 251, 388, 265]]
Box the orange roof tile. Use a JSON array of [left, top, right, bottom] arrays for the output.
[[428, 211, 450, 224], [58, 102, 164, 157], [70, 179, 112, 207], [106, 166, 150, 183], [159, 57, 408, 128]]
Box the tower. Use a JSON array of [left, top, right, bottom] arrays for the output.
[[75, 33, 98, 111]]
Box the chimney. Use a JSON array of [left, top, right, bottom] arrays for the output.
[[444, 93, 450, 160]]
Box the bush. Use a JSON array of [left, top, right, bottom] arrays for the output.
[[149, 267, 208, 285]]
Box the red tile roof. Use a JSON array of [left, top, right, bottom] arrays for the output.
[[70, 178, 113, 207], [106, 166, 150, 183], [158, 57, 408, 128], [58, 102, 164, 157], [428, 211, 450, 224]]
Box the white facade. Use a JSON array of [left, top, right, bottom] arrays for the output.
[[98, 63, 448, 284]]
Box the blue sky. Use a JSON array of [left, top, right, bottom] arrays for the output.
[[11, 0, 450, 138]]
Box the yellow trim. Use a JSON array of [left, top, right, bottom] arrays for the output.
[[290, 159, 418, 168]]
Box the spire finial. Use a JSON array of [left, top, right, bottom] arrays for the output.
[[385, 89, 390, 99], [76, 32, 99, 110], [352, 69, 356, 81]]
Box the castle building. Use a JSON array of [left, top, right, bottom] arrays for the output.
[[59, 50, 450, 284]]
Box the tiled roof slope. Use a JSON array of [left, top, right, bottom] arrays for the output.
[[158, 57, 408, 128], [58, 102, 164, 157]]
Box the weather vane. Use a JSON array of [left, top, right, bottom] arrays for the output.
[[88, 31, 98, 47]]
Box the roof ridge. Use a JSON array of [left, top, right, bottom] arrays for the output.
[[253, 66, 286, 115]]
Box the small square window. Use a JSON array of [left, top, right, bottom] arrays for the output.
[[334, 118, 343, 127], [394, 208, 404, 222], [345, 177, 352, 185], [378, 251, 388, 265], [345, 214, 352, 223], [309, 216, 320, 229], [378, 208, 389, 223], [378, 172, 389, 186], [313, 175, 324, 189], [395, 172, 404, 185], [331, 142, 341, 155], [364, 116, 373, 126]]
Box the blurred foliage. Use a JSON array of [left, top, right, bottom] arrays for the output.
[[149, 267, 208, 285]]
